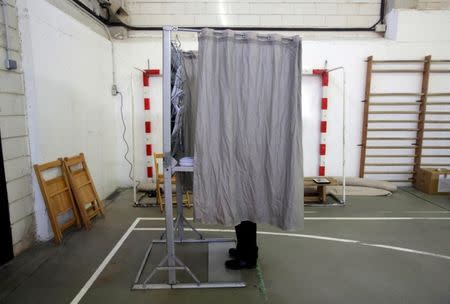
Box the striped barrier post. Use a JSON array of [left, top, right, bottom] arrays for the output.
[[143, 69, 160, 181]]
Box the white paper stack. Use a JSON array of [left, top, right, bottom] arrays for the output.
[[179, 157, 194, 167]]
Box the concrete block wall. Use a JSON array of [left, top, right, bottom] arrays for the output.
[[0, 0, 35, 255], [387, 0, 450, 10], [417, 0, 450, 9], [125, 0, 382, 27]]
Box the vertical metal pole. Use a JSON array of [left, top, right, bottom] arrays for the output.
[[131, 74, 137, 204], [162, 26, 177, 284], [176, 175, 184, 241], [342, 68, 346, 204]]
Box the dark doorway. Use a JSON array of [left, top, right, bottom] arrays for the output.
[[0, 130, 14, 265]]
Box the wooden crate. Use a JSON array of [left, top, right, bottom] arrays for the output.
[[414, 168, 450, 195]]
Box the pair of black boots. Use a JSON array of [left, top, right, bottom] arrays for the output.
[[225, 221, 258, 270]]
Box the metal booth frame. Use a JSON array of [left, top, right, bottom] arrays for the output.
[[132, 26, 246, 290], [132, 25, 348, 289]]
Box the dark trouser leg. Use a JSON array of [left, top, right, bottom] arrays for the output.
[[236, 221, 258, 262]]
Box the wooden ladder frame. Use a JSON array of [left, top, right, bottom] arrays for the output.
[[359, 56, 432, 183]]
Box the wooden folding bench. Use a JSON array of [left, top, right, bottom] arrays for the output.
[[63, 153, 104, 229], [34, 160, 81, 244]]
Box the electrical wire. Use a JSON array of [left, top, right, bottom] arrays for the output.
[[117, 92, 134, 183], [70, 0, 385, 32]]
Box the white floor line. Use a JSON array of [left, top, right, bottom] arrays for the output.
[[138, 217, 450, 221], [406, 211, 450, 214], [73, 215, 450, 303], [70, 218, 141, 304], [133, 227, 450, 261]]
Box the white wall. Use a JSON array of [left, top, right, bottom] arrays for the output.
[[114, 29, 450, 184], [18, 0, 121, 241], [386, 9, 450, 41]]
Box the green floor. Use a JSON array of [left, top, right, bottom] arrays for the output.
[[0, 188, 449, 304]]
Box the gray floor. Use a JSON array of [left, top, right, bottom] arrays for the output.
[[1, 188, 449, 304]]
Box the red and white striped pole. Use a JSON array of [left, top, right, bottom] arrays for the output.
[[313, 69, 329, 177], [143, 69, 160, 181], [304, 68, 329, 177]]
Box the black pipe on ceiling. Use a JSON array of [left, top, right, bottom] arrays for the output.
[[70, 0, 385, 32]]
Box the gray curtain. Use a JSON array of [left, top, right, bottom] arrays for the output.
[[193, 29, 304, 231], [179, 51, 198, 190], [182, 51, 198, 157]]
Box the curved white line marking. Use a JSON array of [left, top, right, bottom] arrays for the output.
[[133, 227, 450, 261], [72, 217, 450, 303]]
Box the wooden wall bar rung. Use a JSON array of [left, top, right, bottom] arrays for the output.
[[421, 163, 450, 166], [425, 120, 450, 123], [423, 137, 450, 140], [372, 69, 423, 73], [422, 155, 450, 157], [431, 59, 450, 63], [366, 155, 416, 158], [367, 137, 416, 140], [424, 128, 450, 131], [430, 70, 450, 73], [370, 93, 423, 97], [426, 111, 450, 115], [428, 93, 450, 96], [368, 128, 419, 131], [372, 60, 425, 63], [383, 179, 413, 182], [366, 163, 413, 166], [366, 146, 415, 149], [365, 171, 414, 174], [369, 102, 419, 106], [368, 120, 418, 123], [427, 102, 450, 105], [423, 146, 450, 149], [369, 111, 419, 114]]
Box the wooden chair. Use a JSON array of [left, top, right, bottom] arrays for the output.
[[34, 160, 81, 244], [63, 153, 104, 229], [154, 153, 191, 212]]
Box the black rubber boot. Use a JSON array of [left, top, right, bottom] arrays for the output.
[[229, 247, 239, 258], [225, 258, 256, 270], [226, 221, 258, 270], [228, 222, 245, 258]]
